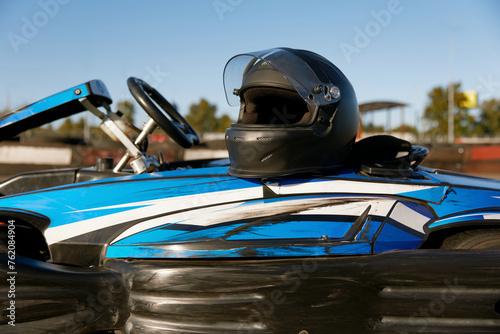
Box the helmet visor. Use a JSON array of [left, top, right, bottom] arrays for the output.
[[224, 48, 338, 107]]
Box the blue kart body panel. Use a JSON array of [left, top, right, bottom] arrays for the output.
[[0, 165, 499, 266]]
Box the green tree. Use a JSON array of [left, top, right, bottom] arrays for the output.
[[76, 117, 85, 130], [475, 98, 500, 135], [117, 100, 135, 123], [58, 117, 85, 131], [186, 98, 232, 133], [393, 124, 417, 135], [362, 122, 385, 133], [422, 83, 474, 137], [59, 118, 73, 131]]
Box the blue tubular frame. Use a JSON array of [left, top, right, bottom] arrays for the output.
[[0, 80, 112, 140]]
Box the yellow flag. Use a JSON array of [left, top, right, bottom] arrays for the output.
[[460, 90, 477, 108]]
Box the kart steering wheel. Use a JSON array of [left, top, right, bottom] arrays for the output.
[[127, 77, 200, 148]]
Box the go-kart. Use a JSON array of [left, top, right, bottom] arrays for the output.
[[0, 78, 499, 334]]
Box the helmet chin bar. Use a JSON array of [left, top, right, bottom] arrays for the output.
[[79, 97, 161, 174]]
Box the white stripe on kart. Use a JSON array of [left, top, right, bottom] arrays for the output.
[[110, 197, 399, 244], [45, 186, 263, 245], [265, 179, 443, 198], [389, 202, 431, 233]]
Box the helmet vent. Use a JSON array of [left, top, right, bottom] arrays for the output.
[[261, 154, 272, 162], [257, 137, 272, 141]]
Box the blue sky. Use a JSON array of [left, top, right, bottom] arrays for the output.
[[1, 0, 500, 129]]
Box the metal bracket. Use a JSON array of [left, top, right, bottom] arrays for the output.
[[79, 97, 160, 174]]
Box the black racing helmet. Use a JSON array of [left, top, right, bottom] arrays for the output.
[[223, 47, 359, 178]]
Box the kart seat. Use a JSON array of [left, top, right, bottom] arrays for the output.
[[346, 135, 428, 177]]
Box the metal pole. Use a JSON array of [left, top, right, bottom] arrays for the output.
[[448, 39, 455, 144], [386, 108, 391, 134], [84, 113, 90, 143], [400, 106, 405, 139], [448, 82, 454, 143]]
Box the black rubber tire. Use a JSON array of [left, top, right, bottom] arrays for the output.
[[440, 228, 500, 250]]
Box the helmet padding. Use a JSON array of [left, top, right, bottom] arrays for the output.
[[241, 87, 315, 125]]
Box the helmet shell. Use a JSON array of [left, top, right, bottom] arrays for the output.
[[224, 48, 359, 178]]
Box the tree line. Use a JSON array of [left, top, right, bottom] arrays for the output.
[[56, 99, 233, 134], [2, 87, 499, 137]]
